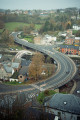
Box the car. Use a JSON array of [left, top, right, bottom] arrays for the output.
[[77, 90, 80, 93]]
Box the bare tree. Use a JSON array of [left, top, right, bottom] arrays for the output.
[[29, 52, 45, 81]]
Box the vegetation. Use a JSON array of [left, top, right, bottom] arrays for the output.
[[73, 30, 80, 37], [29, 52, 45, 81], [37, 89, 56, 104], [0, 22, 41, 33], [4, 81, 23, 85], [0, 29, 14, 45]]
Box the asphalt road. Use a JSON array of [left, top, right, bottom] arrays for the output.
[[0, 32, 77, 94]]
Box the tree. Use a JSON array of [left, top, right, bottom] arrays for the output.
[[0, 20, 5, 29], [8, 35, 14, 46], [1, 29, 14, 45], [29, 52, 45, 81], [1, 29, 9, 43]]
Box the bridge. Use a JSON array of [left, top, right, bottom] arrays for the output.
[[11, 32, 77, 90], [15, 50, 33, 59]]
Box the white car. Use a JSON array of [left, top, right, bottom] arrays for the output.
[[77, 90, 80, 93]]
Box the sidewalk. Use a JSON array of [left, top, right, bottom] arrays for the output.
[[70, 80, 76, 94]]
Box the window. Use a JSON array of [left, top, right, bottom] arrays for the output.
[[20, 76, 22, 78]]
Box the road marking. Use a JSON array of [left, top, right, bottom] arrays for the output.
[[30, 84, 45, 91], [0, 88, 34, 95]]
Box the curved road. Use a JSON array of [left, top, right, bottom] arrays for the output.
[[0, 32, 77, 95]]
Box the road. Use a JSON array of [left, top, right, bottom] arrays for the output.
[[0, 32, 77, 95]]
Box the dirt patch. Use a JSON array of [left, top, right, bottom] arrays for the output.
[[59, 80, 74, 93]]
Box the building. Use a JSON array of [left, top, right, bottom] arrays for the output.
[[12, 62, 21, 72], [30, 30, 38, 36], [60, 45, 79, 55], [34, 35, 42, 45], [73, 24, 80, 30], [65, 34, 75, 45], [18, 66, 29, 82], [41, 34, 56, 45], [74, 37, 80, 46], [45, 93, 80, 120], [0, 61, 21, 80]]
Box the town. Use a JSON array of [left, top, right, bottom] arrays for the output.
[[0, 3, 80, 120]]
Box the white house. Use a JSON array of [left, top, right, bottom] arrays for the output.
[[44, 93, 80, 120], [73, 24, 80, 30], [41, 34, 56, 45]]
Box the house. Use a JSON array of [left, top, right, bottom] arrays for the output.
[[0, 65, 13, 79], [18, 66, 29, 82], [30, 30, 38, 36], [60, 45, 79, 55], [73, 24, 80, 30], [58, 31, 67, 37], [41, 34, 56, 45], [1, 61, 21, 79], [34, 35, 42, 45], [44, 93, 80, 120], [21, 59, 31, 67], [12, 62, 21, 72], [67, 29, 72, 35], [65, 34, 75, 45], [74, 37, 80, 46], [3, 64, 14, 76]]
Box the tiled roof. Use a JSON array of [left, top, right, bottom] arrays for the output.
[[21, 59, 31, 66], [12, 62, 20, 68], [60, 45, 79, 50], [3, 64, 12, 73], [18, 66, 28, 76], [46, 93, 80, 114]]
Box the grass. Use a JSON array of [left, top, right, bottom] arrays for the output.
[[0, 22, 41, 32], [5, 22, 29, 32], [37, 90, 56, 104], [24, 37, 33, 43], [4, 81, 24, 85]]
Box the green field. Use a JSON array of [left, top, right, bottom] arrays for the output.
[[5, 22, 28, 32], [0, 22, 41, 32]]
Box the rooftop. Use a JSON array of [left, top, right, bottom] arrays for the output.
[[46, 93, 80, 114], [18, 66, 28, 76], [60, 45, 79, 50]]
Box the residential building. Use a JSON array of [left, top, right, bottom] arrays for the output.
[[41, 34, 56, 45], [44, 93, 80, 120], [74, 37, 80, 46], [60, 45, 79, 55], [67, 29, 72, 35], [21, 59, 31, 67], [30, 30, 38, 36], [12, 62, 21, 72], [58, 31, 67, 37], [34, 35, 42, 45], [65, 34, 75, 45], [0, 61, 21, 79], [18, 66, 29, 82], [73, 24, 80, 30]]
